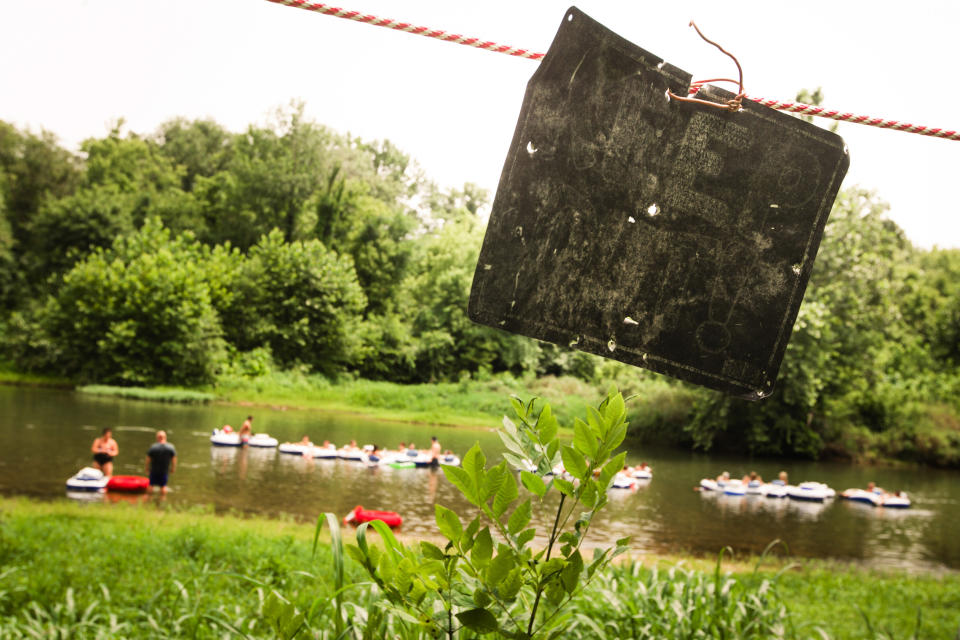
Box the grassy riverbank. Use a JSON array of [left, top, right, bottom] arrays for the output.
[[0, 498, 955, 638], [43, 369, 693, 435]]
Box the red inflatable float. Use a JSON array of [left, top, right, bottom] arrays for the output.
[[343, 505, 402, 528], [106, 475, 149, 493]]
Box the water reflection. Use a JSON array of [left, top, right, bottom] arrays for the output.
[[1, 386, 958, 572]]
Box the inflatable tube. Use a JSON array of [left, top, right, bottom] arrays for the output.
[[763, 483, 788, 499], [211, 429, 243, 447], [247, 433, 278, 448], [610, 473, 638, 490], [65, 467, 108, 492], [630, 467, 653, 480], [787, 481, 835, 502], [337, 447, 367, 461], [212, 429, 277, 448], [841, 488, 911, 508], [699, 478, 721, 492], [723, 481, 746, 496], [106, 475, 149, 493], [343, 505, 402, 528], [881, 493, 911, 509], [440, 454, 461, 467], [278, 443, 309, 455]]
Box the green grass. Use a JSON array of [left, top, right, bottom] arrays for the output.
[[774, 566, 960, 639], [1, 498, 957, 639], [77, 385, 216, 404], [210, 372, 606, 429]]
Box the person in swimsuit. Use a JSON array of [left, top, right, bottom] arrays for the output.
[[91, 427, 119, 477], [238, 416, 253, 442], [146, 430, 177, 495], [429, 436, 441, 466]]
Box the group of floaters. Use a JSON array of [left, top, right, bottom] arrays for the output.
[[210, 421, 463, 470], [698, 471, 910, 508]]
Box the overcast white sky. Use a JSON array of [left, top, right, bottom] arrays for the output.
[[2, 0, 958, 248]]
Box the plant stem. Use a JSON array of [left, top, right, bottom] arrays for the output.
[[526, 493, 567, 638], [545, 494, 566, 562]]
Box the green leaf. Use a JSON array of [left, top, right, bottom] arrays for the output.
[[561, 445, 588, 482], [540, 557, 565, 576], [554, 477, 576, 497], [485, 546, 513, 585], [492, 470, 519, 518], [456, 607, 499, 634], [597, 452, 627, 489], [471, 527, 493, 565], [580, 478, 599, 508], [499, 567, 523, 600], [545, 579, 565, 606], [506, 498, 532, 535], [502, 453, 530, 474], [473, 588, 492, 609], [443, 465, 476, 504], [587, 407, 604, 438], [344, 544, 366, 568], [519, 470, 547, 498], [462, 515, 481, 550], [368, 519, 403, 556], [605, 391, 625, 426], [561, 550, 584, 593], [421, 541, 445, 560], [375, 545, 397, 583], [510, 397, 525, 420], [601, 422, 628, 460], [516, 528, 536, 548], [463, 443, 486, 493], [435, 504, 463, 543], [263, 591, 304, 640], [537, 403, 558, 444], [481, 462, 507, 502], [613, 537, 631, 558], [573, 418, 598, 459], [498, 431, 528, 459]]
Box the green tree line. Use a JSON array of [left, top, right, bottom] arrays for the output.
[[1, 106, 958, 465]]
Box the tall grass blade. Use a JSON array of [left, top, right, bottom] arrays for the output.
[[313, 512, 346, 637], [857, 605, 878, 639]]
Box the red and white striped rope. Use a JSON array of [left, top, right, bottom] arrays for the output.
[[743, 97, 959, 141], [264, 0, 544, 59], [265, 0, 959, 142]]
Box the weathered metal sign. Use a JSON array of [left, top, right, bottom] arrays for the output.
[[468, 7, 849, 400]]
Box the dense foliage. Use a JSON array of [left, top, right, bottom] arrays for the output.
[[1, 107, 959, 464]]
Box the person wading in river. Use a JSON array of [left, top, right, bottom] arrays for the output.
[[90, 427, 119, 477], [145, 430, 177, 495]]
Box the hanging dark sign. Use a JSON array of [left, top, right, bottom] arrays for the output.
[[468, 7, 849, 400]]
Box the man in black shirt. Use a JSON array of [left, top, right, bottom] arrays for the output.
[[146, 430, 177, 495]]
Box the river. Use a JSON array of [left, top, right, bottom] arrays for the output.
[[1, 386, 956, 572]]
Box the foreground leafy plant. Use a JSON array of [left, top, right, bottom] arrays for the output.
[[347, 387, 631, 639]]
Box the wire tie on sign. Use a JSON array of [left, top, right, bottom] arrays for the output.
[[666, 22, 745, 112]]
